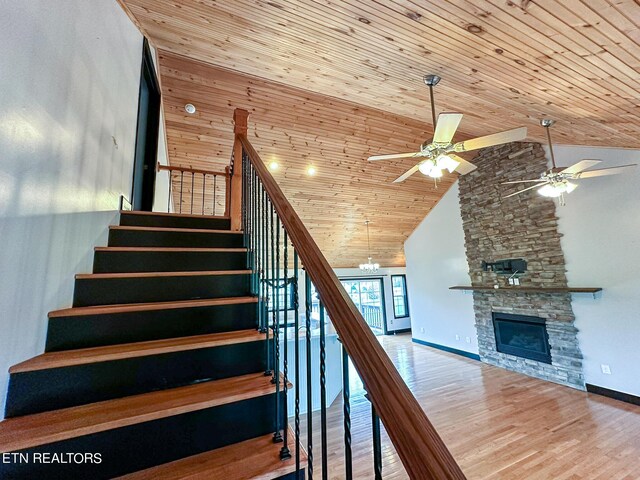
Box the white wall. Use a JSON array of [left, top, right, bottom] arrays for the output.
[[0, 0, 144, 417], [550, 145, 640, 396], [404, 183, 477, 354], [334, 267, 411, 333]]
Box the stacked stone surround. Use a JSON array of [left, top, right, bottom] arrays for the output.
[[458, 142, 585, 390]]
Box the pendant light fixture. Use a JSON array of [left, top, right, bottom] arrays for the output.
[[359, 220, 380, 273]]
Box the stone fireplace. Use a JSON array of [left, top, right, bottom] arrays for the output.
[[458, 142, 585, 390]]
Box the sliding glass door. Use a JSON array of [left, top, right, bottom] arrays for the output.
[[340, 278, 386, 335]]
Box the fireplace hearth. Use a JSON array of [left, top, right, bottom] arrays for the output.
[[492, 313, 552, 364]]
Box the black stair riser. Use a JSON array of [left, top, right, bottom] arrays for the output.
[[119, 213, 230, 230], [108, 229, 244, 248], [0, 393, 284, 480], [5, 340, 268, 417], [93, 250, 247, 273], [45, 302, 259, 352], [73, 274, 252, 307]]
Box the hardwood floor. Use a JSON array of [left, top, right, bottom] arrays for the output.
[[299, 334, 640, 479]]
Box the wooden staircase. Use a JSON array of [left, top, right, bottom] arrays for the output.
[[0, 211, 306, 479]]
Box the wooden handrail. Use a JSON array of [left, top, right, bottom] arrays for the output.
[[238, 132, 467, 480], [157, 163, 227, 177]]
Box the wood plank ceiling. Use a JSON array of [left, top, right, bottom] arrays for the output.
[[156, 51, 448, 267], [119, 0, 640, 266]]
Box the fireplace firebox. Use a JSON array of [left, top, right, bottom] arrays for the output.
[[492, 313, 552, 364]]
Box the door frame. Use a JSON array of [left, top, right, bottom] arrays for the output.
[[131, 38, 161, 211], [339, 276, 388, 335]]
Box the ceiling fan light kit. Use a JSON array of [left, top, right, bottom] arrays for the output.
[[368, 75, 527, 184]]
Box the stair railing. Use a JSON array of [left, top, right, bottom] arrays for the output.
[[233, 108, 466, 479], [156, 163, 230, 216]]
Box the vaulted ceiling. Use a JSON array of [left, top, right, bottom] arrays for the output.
[[119, 0, 640, 266]]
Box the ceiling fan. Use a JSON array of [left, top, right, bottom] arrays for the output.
[[503, 119, 637, 205], [367, 74, 528, 183]]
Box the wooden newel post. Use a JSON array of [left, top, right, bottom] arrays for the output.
[[230, 108, 249, 231]]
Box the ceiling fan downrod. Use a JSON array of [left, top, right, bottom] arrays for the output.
[[424, 74, 441, 130], [541, 119, 557, 169]]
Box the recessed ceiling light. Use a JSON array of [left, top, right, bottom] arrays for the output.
[[184, 103, 196, 114], [268, 161, 279, 171], [306, 165, 317, 176]]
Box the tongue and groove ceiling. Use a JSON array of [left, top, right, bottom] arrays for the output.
[[119, 0, 640, 267]]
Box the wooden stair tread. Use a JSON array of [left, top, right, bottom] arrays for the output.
[[10, 330, 265, 373], [110, 225, 242, 234], [0, 373, 279, 452], [75, 270, 252, 280], [95, 246, 247, 252], [49, 296, 258, 318], [120, 210, 230, 220], [117, 429, 306, 480]]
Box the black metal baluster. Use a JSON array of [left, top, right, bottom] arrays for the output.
[[280, 230, 291, 459], [202, 173, 206, 215], [213, 175, 217, 215], [259, 184, 266, 334], [190, 172, 195, 214], [294, 250, 301, 478], [343, 344, 353, 480], [252, 169, 258, 297], [372, 404, 383, 480], [273, 214, 283, 443], [305, 273, 313, 480], [319, 302, 328, 480], [263, 192, 271, 376], [167, 171, 172, 213], [179, 171, 184, 214], [242, 154, 247, 238]]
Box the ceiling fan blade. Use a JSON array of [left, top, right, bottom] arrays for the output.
[[574, 164, 637, 178], [561, 159, 601, 175], [393, 164, 421, 183], [448, 153, 477, 175], [456, 127, 527, 152], [433, 112, 463, 144], [368, 152, 422, 162], [502, 179, 547, 184], [503, 182, 548, 198]]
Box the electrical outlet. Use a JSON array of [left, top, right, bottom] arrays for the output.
[[420, 327, 425, 333], [601, 364, 612, 375], [513, 278, 520, 286], [465, 337, 471, 343], [455, 334, 460, 341], [508, 278, 515, 286]]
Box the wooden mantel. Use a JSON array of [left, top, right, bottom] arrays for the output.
[[450, 286, 602, 295]]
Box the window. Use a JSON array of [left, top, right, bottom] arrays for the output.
[[391, 275, 409, 318], [267, 278, 296, 311]]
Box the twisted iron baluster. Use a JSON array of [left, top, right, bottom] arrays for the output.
[[294, 250, 301, 478], [372, 404, 383, 480], [272, 210, 283, 443], [280, 231, 291, 459], [305, 273, 313, 480], [319, 302, 328, 480], [263, 192, 271, 377], [343, 344, 353, 480]]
